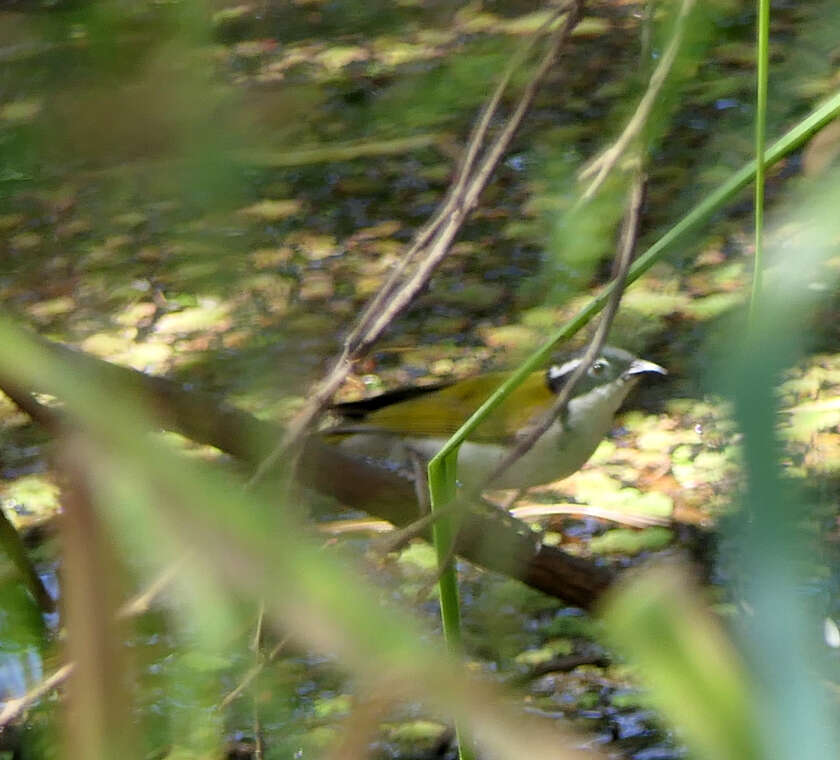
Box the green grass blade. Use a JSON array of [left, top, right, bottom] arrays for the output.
[[428, 87, 840, 468], [749, 0, 771, 328]]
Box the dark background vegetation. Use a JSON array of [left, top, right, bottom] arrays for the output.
[[0, 0, 839, 758]]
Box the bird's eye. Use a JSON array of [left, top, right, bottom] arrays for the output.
[[590, 360, 607, 376]]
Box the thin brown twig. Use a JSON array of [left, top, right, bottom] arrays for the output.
[[321, 499, 669, 539], [250, 601, 266, 653], [0, 550, 190, 731], [218, 635, 292, 710], [0, 388, 191, 728], [510, 502, 670, 528], [373, 501, 459, 556], [250, 603, 266, 757], [488, 1, 658, 486], [373, 449, 445, 554], [479, 168, 647, 492], [416, 535, 462, 604], [246, 1, 585, 490], [346, 2, 571, 353], [115, 557, 187, 620], [219, 534, 333, 710], [358, 2, 585, 352], [316, 518, 393, 535], [2, 386, 187, 615], [578, 0, 695, 201], [253, 699, 264, 760], [0, 663, 76, 728]]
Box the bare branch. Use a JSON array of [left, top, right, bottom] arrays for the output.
[[479, 170, 646, 491], [0, 663, 75, 728], [578, 0, 695, 201], [0, 546, 187, 729], [115, 558, 186, 620], [346, 2, 572, 353], [247, 1, 586, 488], [358, 2, 585, 352], [218, 635, 292, 710]]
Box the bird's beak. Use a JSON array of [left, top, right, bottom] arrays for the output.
[[626, 358, 667, 377]]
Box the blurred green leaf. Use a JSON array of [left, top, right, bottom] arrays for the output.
[[602, 565, 762, 760]]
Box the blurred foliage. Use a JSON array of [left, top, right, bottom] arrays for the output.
[[0, 0, 839, 758]]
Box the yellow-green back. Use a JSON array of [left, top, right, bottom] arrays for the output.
[[356, 370, 553, 443]]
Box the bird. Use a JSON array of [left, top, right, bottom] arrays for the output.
[[326, 346, 666, 491]]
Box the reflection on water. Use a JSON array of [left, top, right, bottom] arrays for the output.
[[0, 564, 57, 703], [0, 646, 43, 700]]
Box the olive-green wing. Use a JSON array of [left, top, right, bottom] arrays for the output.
[[339, 371, 554, 443]]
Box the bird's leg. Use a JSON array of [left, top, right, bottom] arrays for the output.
[[409, 446, 431, 519], [373, 447, 459, 555]]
